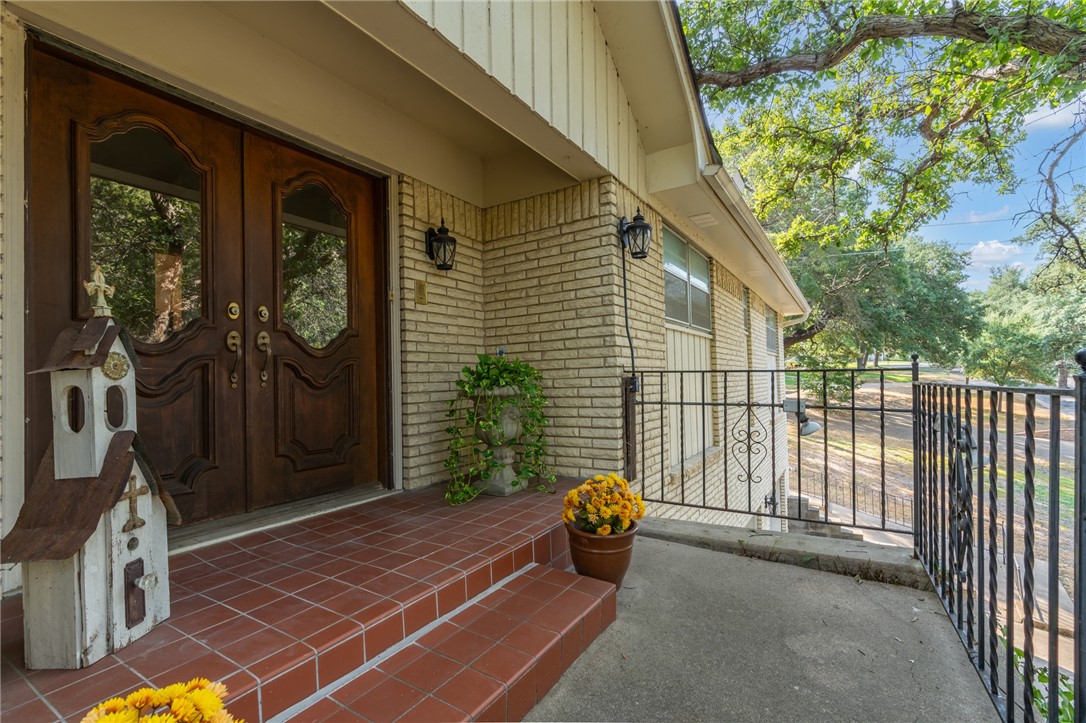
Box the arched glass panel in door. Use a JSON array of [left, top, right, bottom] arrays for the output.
[[89, 126, 203, 343], [280, 183, 348, 349]]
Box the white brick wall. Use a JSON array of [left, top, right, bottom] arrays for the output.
[[398, 176, 486, 489], [398, 175, 677, 488]]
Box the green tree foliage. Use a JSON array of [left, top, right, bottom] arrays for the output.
[[682, 0, 1086, 297], [91, 177, 347, 348], [963, 266, 1086, 384], [1020, 185, 1086, 288], [789, 237, 979, 368], [682, 0, 1086, 374], [281, 224, 348, 348]]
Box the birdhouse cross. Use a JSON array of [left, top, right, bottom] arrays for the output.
[[120, 473, 150, 533], [83, 263, 115, 318]]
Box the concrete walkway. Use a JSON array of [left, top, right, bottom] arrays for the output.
[[527, 536, 997, 723]]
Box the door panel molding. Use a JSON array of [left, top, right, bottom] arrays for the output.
[[276, 358, 360, 472], [134, 356, 216, 494]]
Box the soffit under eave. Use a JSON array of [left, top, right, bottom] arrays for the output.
[[593, 1, 696, 156], [652, 181, 810, 317]]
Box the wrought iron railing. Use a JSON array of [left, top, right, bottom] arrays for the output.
[[625, 364, 917, 533], [915, 360, 1084, 722], [624, 355, 1084, 720]]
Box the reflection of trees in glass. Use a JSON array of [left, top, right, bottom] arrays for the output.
[[90, 177, 202, 343], [281, 224, 347, 348]]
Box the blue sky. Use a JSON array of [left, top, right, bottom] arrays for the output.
[[917, 98, 1085, 291]]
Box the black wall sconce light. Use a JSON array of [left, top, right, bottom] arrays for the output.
[[618, 208, 653, 396], [619, 207, 652, 259], [426, 218, 457, 271]]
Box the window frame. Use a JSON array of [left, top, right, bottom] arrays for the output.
[[662, 227, 712, 332], [765, 308, 779, 354]]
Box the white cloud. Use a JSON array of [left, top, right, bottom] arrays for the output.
[[969, 239, 1019, 267], [1023, 95, 1085, 130], [967, 205, 1010, 223]]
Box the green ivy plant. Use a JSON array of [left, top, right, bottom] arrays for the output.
[[1000, 626, 1075, 721], [444, 354, 556, 505]]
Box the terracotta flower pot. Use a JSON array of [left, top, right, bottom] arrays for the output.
[[566, 520, 638, 588]]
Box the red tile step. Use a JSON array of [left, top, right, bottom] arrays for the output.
[[1, 484, 579, 722], [285, 565, 616, 722]]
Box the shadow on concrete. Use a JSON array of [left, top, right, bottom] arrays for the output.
[[528, 536, 997, 723]]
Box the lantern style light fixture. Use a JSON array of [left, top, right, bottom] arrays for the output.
[[618, 207, 652, 259], [426, 218, 457, 271], [618, 207, 653, 397]]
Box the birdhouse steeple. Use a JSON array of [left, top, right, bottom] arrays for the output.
[[47, 266, 137, 479], [1, 267, 175, 669]]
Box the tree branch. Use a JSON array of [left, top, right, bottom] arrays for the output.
[[1040, 123, 1086, 268], [696, 12, 1086, 90], [784, 312, 829, 348]]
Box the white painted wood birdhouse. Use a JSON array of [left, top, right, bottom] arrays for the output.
[[1, 266, 178, 669]]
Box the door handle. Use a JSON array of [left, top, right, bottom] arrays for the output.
[[226, 331, 242, 389], [256, 331, 271, 388]]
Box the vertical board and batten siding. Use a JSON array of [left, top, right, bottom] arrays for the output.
[[400, 0, 648, 197], [579, 1, 596, 159], [490, 2, 513, 89], [666, 328, 711, 468]]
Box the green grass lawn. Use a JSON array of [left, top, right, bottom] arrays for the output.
[[858, 370, 914, 383], [782, 368, 916, 389]]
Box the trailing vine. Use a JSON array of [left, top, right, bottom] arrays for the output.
[[444, 354, 556, 505]]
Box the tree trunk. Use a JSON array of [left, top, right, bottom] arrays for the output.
[[873, 350, 881, 367], [1057, 360, 1069, 388]]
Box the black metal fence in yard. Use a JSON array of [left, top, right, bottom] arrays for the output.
[[915, 358, 1084, 723]]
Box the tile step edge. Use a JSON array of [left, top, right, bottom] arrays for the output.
[[267, 563, 541, 723]]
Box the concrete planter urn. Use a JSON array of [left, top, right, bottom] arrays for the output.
[[444, 353, 555, 505], [474, 386, 523, 497]]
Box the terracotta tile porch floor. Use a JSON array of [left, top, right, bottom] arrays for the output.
[[1, 481, 617, 722]]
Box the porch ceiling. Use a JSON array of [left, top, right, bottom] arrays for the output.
[[9, 0, 580, 207]]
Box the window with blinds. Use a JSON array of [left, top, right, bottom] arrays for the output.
[[663, 227, 711, 331]]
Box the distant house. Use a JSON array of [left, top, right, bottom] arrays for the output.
[[0, 0, 808, 594]]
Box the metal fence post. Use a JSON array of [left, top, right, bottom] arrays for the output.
[[1074, 349, 1086, 723], [623, 375, 638, 482], [912, 353, 921, 556]]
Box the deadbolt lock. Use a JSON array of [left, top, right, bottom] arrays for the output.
[[226, 301, 241, 320], [257, 305, 270, 323]]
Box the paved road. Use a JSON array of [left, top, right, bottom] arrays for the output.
[[528, 536, 997, 723]]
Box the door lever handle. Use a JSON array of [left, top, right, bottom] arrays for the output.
[[226, 331, 242, 389], [256, 331, 271, 388]]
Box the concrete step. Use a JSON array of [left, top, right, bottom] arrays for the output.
[[282, 565, 616, 722]]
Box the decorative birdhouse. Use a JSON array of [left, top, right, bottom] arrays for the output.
[[1, 266, 179, 669]]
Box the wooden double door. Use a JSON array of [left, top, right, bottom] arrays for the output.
[[27, 46, 388, 525]]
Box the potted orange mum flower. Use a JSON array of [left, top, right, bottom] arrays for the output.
[[562, 473, 645, 587], [81, 678, 242, 723]]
